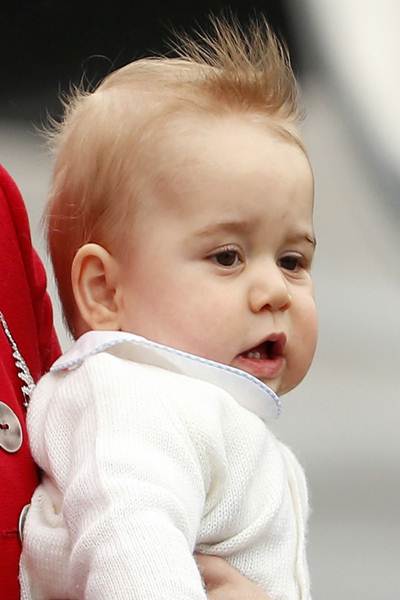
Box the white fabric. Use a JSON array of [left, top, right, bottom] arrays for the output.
[[51, 330, 282, 420], [20, 331, 311, 600]]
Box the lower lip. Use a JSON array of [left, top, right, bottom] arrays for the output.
[[231, 355, 285, 380]]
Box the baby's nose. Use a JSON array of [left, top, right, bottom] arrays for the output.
[[248, 270, 291, 313]]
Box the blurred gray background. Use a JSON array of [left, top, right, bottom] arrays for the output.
[[1, 2, 399, 598]]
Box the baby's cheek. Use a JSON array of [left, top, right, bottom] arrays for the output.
[[307, 303, 319, 353], [298, 313, 318, 378], [283, 313, 317, 393]]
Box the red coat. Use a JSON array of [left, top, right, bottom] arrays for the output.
[[0, 165, 60, 600]]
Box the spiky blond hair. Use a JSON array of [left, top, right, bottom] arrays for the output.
[[46, 16, 303, 334]]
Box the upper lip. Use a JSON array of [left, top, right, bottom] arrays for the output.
[[240, 332, 287, 358]]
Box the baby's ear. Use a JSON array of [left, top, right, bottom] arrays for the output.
[[71, 243, 121, 331]]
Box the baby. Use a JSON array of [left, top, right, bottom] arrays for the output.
[[20, 18, 317, 600]]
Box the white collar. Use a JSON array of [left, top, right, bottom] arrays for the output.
[[52, 331, 281, 421]]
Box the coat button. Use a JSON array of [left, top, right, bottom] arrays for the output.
[[0, 400, 23, 453], [18, 503, 31, 542]]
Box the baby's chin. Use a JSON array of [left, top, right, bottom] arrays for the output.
[[272, 375, 305, 396], [260, 377, 282, 395], [257, 373, 298, 396]]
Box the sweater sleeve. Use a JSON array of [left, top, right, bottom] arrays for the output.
[[28, 354, 210, 600]]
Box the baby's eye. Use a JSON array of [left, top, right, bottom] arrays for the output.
[[278, 254, 303, 272], [210, 248, 243, 268]]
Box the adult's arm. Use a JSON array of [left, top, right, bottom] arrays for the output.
[[0, 164, 60, 600]]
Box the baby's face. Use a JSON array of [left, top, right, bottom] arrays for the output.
[[116, 116, 317, 395]]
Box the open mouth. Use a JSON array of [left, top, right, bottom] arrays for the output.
[[232, 333, 287, 381], [240, 333, 286, 361]]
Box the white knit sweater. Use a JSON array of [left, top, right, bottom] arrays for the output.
[[20, 331, 310, 600]]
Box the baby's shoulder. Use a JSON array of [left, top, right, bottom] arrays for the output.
[[85, 352, 267, 437], [32, 350, 271, 447], [81, 351, 232, 400]]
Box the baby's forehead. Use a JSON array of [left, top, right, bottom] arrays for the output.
[[135, 115, 312, 227], [145, 112, 277, 176], [145, 112, 309, 193]]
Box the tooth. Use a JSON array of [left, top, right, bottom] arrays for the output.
[[247, 351, 261, 359]]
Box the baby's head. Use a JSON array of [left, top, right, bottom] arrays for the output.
[[46, 18, 317, 395]]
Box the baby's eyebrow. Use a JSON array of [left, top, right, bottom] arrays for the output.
[[193, 219, 254, 237], [193, 222, 317, 248], [285, 231, 316, 247], [304, 234, 317, 248]]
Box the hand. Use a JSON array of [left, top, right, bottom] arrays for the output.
[[195, 554, 272, 600]]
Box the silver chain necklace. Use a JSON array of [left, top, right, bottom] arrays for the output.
[[0, 310, 35, 408]]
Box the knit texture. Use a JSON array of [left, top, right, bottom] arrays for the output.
[[20, 336, 310, 600]]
